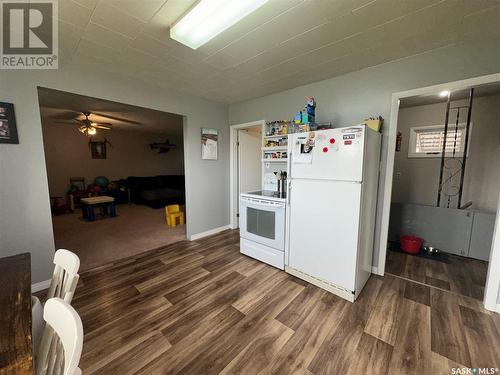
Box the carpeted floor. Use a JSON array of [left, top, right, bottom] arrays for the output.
[[52, 204, 186, 271]]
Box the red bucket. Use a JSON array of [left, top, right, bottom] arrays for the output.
[[400, 235, 422, 254]]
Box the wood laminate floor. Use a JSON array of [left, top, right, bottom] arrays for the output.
[[70, 230, 500, 374], [385, 249, 488, 300]]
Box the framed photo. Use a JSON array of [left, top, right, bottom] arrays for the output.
[[90, 141, 107, 159], [201, 127, 218, 160], [0, 102, 19, 144]]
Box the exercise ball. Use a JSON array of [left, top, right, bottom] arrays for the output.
[[94, 176, 109, 187]]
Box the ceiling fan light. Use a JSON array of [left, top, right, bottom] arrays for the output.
[[87, 127, 97, 136]]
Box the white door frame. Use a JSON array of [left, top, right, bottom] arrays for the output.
[[181, 115, 190, 239], [485, 193, 500, 312], [378, 72, 500, 312], [229, 120, 265, 229]]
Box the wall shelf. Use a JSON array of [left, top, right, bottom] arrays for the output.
[[263, 134, 289, 139], [262, 122, 291, 191], [262, 146, 287, 151]]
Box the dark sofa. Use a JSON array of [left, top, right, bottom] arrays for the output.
[[127, 175, 185, 209]]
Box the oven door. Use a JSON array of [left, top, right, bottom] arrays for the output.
[[239, 196, 285, 250]]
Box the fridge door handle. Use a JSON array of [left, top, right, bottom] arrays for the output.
[[287, 181, 291, 206]]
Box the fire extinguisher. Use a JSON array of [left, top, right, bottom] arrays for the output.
[[396, 131, 402, 152]]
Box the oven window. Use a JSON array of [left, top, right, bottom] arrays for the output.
[[247, 207, 275, 240]]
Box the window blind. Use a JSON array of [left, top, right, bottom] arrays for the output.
[[415, 128, 463, 154]]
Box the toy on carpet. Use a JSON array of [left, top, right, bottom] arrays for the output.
[[51, 196, 73, 215], [165, 204, 185, 227]]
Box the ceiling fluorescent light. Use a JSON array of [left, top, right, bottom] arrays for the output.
[[170, 0, 269, 49]]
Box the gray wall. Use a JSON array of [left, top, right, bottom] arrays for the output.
[[228, 38, 500, 274], [393, 95, 500, 212], [0, 65, 229, 283]]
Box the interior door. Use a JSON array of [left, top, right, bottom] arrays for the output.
[[237, 127, 262, 227], [288, 179, 362, 291], [238, 128, 262, 194]]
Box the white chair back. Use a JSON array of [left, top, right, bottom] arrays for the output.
[[47, 249, 80, 303], [32, 296, 44, 353], [35, 298, 84, 375]]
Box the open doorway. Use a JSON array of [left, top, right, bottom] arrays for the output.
[[38, 87, 187, 271], [238, 126, 262, 196], [230, 120, 264, 228], [384, 82, 500, 302]]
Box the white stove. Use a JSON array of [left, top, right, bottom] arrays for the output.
[[240, 190, 286, 202], [239, 190, 286, 269]]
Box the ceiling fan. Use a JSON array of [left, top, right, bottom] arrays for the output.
[[52, 110, 142, 136], [76, 112, 112, 136]]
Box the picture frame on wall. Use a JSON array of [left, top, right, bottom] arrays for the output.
[[0, 102, 19, 144], [201, 127, 218, 160], [90, 140, 107, 159]]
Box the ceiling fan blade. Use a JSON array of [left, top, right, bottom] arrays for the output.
[[53, 120, 80, 125], [91, 112, 141, 125], [93, 124, 111, 130], [49, 110, 82, 121]]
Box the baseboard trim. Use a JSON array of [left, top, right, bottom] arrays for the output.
[[32, 279, 51, 293], [189, 225, 231, 241]]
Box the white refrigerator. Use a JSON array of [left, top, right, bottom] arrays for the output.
[[285, 125, 381, 302]]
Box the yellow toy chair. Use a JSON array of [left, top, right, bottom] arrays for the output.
[[165, 204, 185, 227]]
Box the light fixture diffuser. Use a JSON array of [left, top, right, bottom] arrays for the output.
[[170, 0, 269, 49], [439, 90, 450, 97]]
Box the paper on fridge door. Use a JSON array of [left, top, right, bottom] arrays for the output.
[[293, 132, 315, 164]]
